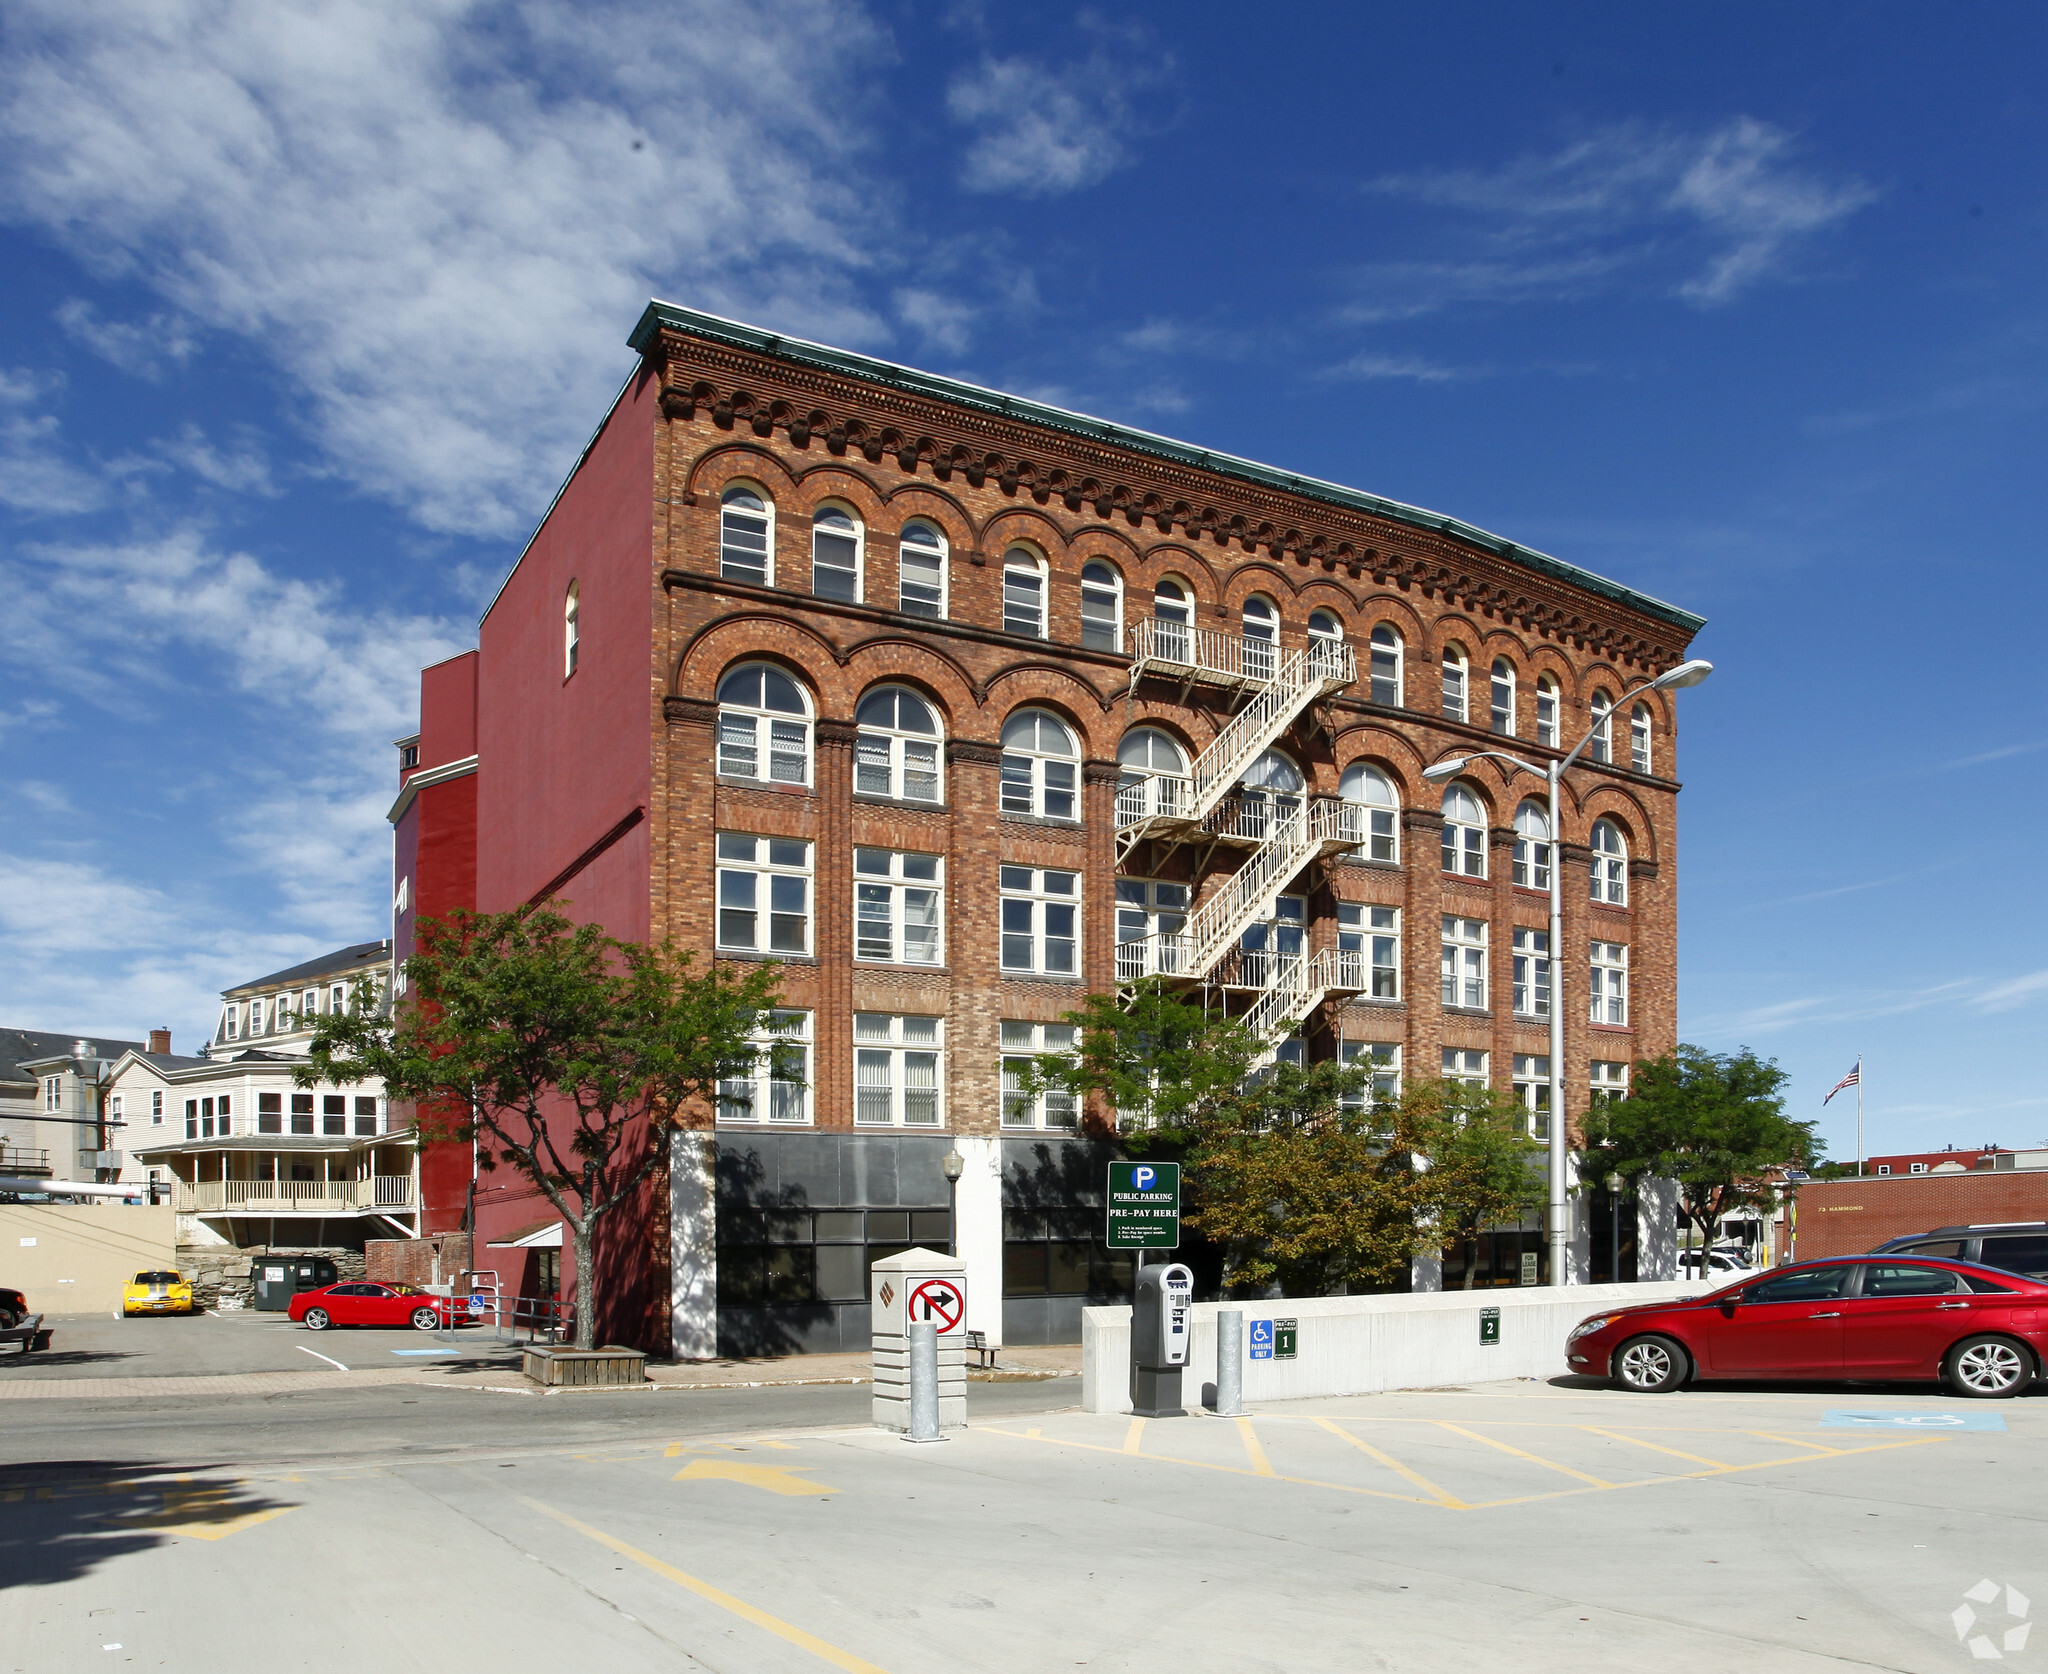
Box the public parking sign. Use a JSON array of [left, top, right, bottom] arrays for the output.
[[1106, 1161, 1181, 1249]]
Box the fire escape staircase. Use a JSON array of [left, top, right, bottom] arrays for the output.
[[1116, 623, 1368, 1053]]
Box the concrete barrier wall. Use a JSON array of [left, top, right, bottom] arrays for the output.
[[0, 1204, 179, 1315], [1082, 1281, 1708, 1414]]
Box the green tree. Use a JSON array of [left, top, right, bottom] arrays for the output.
[[298, 906, 790, 1350], [1022, 984, 1541, 1295], [1576, 1045, 1821, 1272]]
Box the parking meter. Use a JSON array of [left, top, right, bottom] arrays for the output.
[[1130, 1262, 1194, 1417]]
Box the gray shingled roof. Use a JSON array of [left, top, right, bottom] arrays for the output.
[[226, 941, 392, 996], [0, 1026, 147, 1087]]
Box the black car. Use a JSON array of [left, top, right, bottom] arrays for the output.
[[1873, 1222, 2048, 1280], [0, 1286, 26, 1329]]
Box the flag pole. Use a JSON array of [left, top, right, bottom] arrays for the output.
[[1856, 1055, 1864, 1178]]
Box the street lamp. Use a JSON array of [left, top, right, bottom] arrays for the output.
[[941, 1148, 965, 1257], [1422, 658, 1712, 1288]]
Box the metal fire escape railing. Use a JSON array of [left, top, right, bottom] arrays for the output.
[[1117, 626, 1366, 1049]]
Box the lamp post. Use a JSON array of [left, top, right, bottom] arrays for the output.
[[941, 1148, 965, 1257], [1423, 658, 1711, 1288]]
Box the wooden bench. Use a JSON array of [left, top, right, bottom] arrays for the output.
[[964, 1329, 999, 1370], [0, 1314, 45, 1355]]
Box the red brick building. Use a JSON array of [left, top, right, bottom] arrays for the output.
[[395, 302, 1706, 1355], [1780, 1170, 2048, 1262]]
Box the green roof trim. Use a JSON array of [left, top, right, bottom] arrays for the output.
[[630, 300, 1706, 635]]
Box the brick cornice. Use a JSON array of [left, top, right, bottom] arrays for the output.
[[648, 332, 1696, 672], [947, 739, 1003, 769], [663, 695, 718, 728], [1082, 758, 1123, 787]]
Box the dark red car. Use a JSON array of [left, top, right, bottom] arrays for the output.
[[288, 1282, 468, 1333], [1567, 1256, 2048, 1398]]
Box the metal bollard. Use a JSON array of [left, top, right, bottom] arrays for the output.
[[1215, 1309, 1244, 1417], [904, 1320, 944, 1443]]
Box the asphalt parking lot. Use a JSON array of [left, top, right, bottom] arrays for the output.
[[2, 1307, 521, 1380], [5, 1371, 2039, 1673]]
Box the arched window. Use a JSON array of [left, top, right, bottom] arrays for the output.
[[720, 486, 772, 585], [1490, 659, 1515, 736], [1116, 728, 1188, 824], [1080, 562, 1122, 651], [1242, 595, 1278, 681], [1590, 819, 1628, 904], [1308, 609, 1344, 679], [563, 582, 579, 679], [1630, 703, 1653, 774], [1239, 748, 1304, 840], [717, 665, 811, 786], [1000, 708, 1077, 819], [1512, 800, 1551, 890], [1441, 644, 1469, 724], [1588, 689, 1613, 764], [1339, 761, 1398, 863], [1369, 624, 1403, 707], [1440, 783, 1486, 878], [811, 505, 862, 602], [1154, 577, 1193, 660], [1535, 675, 1559, 747], [898, 521, 946, 618], [855, 686, 943, 803], [1003, 548, 1046, 639]]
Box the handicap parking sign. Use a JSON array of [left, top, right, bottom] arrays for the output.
[[1249, 1319, 1274, 1361]]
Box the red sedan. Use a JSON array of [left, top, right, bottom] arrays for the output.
[[288, 1282, 467, 1333], [1567, 1256, 2048, 1398]]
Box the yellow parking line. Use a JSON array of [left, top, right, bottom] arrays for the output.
[[1580, 1427, 1731, 1469], [523, 1498, 892, 1674], [1235, 1419, 1275, 1477], [1122, 1417, 1147, 1454], [1463, 1434, 1950, 1510], [1312, 1419, 1467, 1508], [1747, 1431, 1847, 1457], [978, 1427, 1435, 1505], [1432, 1421, 1612, 1487]]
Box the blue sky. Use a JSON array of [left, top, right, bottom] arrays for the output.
[[1, 1, 2043, 1159]]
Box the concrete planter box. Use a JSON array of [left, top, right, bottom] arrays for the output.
[[522, 1345, 648, 1387]]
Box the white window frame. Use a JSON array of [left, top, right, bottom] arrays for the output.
[[1490, 658, 1516, 736], [718, 1010, 812, 1124], [564, 581, 579, 678], [1153, 578, 1194, 658], [1239, 892, 1305, 988], [1442, 1048, 1489, 1089], [717, 664, 813, 787], [1630, 703, 1653, 774], [1307, 610, 1344, 680], [223, 1004, 239, 1041], [1535, 675, 1559, 747], [150, 1090, 164, 1124], [300, 988, 317, 1023], [1116, 728, 1190, 825], [854, 848, 944, 965], [1338, 1041, 1401, 1109], [1338, 903, 1399, 999], [719, 485, 774, 585], [1339, 762, 1399, 863], [1000, 865, 1080, 975], [1368, 624, 1403, 707], [1115, 877, 1189, 981], [1441, 645, 1469, 723], [1001, 1020, 1079, 1128], [1441, 915, 1488, 1010], [1003, 549, 1047, 639], [1000, 709, 1079, 820], [854, 686, 943, 804], [1589, 1060, 1630, 1104], [1588, 690, 1614, 764], [1590, 941, 1629, 1025], [1080, 561, 1122, 651], [854, 1014, 944, 1126], [1590, 819, 1628, 905], [1242, 595, 1279, 682], [897, 521, 947, 618], [1511, 927, 1551, 1019], [1513, 1053, 1552, 1139], [1511, 800, 1551, 890], [1440, 784, 1487, 879], [811, 503, 863, 603], [716, 834, 813, 956], [108, 1094, 122, 1121], [328, 983, 345, 1014]]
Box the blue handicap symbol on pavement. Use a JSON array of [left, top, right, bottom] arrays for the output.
[[1820, 1408, 2005, 1432], [1249, 1319, 1274, 1361]]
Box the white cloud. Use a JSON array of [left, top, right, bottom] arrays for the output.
[[1358, 118, 1876, 316], [895, 288, 978, 355], [54, 299, 199, 376], [0, 0, 900, 539], [947, 24, 1172, 197], [0, 369, 106, 515], [150, 422, 277, 495], [1326, 353, 1469, 384], [1974, 970, 2048, 1014]]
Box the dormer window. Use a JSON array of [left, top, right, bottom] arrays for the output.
[[399, 743, 420, 769]]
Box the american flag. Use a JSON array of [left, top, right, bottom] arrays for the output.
[[1823, 1061, 1861, 1105]]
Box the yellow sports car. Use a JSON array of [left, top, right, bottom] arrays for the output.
[[123, 1270, 196, 1316]]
